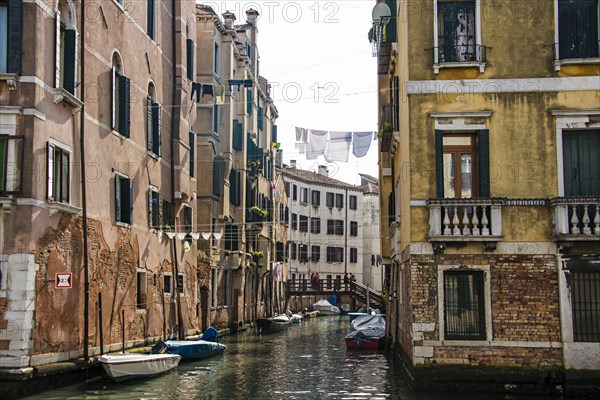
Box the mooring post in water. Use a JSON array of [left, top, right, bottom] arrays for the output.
[[98, 292, 104, 355], [122, 309, 125, 353]]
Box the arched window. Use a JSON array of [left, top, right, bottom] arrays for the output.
[[111, 52, 130, 137], [55, 0, 78, 95], [146, 82, 161, 156]]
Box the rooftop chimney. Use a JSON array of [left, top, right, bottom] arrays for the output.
[[289, 160, 297, 169], [222, 11, 236, 29], [246, 8, 259, 25], [318, 165, 329, 176]]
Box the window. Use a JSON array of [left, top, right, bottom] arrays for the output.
[[326, 247, 344, 263], [557, 0, 599, 60], [299, 244, 309, 262], [177, 273, 185, 295], [436, 1, 478, 63], [562, 130, 600, 197], [349, 195, 357, 210], [289, 242, 297, 260], [111, 54, 130, 137], [436, 130, 490, 198], [335, 193, 344, 208], [311, 245, 320, 262], [47, 143, 70, 203], [310, 217, 321, 234], [246, 88, 253, 115], [213, 156, 225, 196], [214, 42, 219, 73], [136, 270, 147, 309], [350, 221, 358, 236], [276, 241, 285, 261], [211, 269, 217, 307], [186, 37, 194, 80], [115, 174, 132, 225], [146, 84, 162, 157], [54, 1, 79, 96], [335, 220, 344, 236], [292, 184, 297, 201], [182, 205, 193, 233], [147, 0, 155, 40], [189, 132, 195, 177], [327, 219, 335, 234], [163, 273, 173, 295], [148, 188, 160, 228], [291, 213, 298, 230], [311, 190, 320, 206], [300, 187, 309, 204], [0, 135, 23, 194], [350, 248, 358, 263], [0, 0, 22, 74], [326, 192, 334, 208], [571, 271, 600, 342], [229, 169, 241, 206], [285, 206, 290, 225], [225, 224, 239, 251], [299, 215, 308, 232], [443, 271, 486, 340]]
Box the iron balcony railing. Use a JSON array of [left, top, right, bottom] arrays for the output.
[[434, 44, 487, 64], [550, 197, 600, 239], [380, 105, 398, 152]]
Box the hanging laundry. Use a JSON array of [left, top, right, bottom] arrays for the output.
[[325, 131, 352, 162], [191, 82, 202, 102], [202, 84, 214, 97], [214, 84, 225, 104], [352, 131, 373, 158], [295, 127, 307, 142], [307, 130, 328, 160], [295, 142, 306, 154]]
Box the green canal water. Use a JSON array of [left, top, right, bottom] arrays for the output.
[[23, 317, 538, 400]]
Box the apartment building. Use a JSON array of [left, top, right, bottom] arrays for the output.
[[374, 0, 599, 392], [0, 0, 199, 368]]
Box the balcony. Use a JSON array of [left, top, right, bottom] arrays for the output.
[[433, 44, 487, 74], [427, 198, 503, 250], [379, 105, 398, 152], [550, 197, 600, 241]]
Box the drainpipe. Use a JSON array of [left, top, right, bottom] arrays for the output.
[[80, 0, 90, 362], [170, 0, 184, 339]]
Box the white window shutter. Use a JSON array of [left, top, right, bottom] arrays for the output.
[[54, 11, 61, 89]]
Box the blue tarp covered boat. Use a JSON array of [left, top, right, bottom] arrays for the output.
[[151, 327, 226, 360]]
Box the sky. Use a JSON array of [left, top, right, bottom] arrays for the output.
[[202, 1, 380, 185]]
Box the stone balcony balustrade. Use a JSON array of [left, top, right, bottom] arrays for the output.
[[550, 197, 600, 240]]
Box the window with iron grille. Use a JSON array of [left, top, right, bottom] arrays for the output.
[[291, 213, 298, 230], [350, 248, 358, 263], [326, 192, 334, 208], [311, 245, 320, 262], [310, 218, 321, 234], [443, 271, 486, 340], [311, 190, 320, 206], [350, 221, 358, 236], [299, 215, 308, 232], [571, 271, 600, 342], [437, 1, 477, 63], [335, 193, 344, 208], [349, 195, 357, 210]]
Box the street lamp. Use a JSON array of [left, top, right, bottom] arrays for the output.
[[370, 1, 392, 57]]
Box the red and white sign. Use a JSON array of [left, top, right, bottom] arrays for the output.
[[55, 273, 72, 289]]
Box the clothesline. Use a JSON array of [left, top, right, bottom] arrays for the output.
[[294, 127, 376, 162]]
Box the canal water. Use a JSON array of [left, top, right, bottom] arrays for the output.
[[23, 317, 535, 400]]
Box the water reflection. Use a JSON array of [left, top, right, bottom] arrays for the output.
[[23, 317, 538, 400]]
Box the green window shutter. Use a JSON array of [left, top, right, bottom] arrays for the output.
[[189, 132, 195, 177], [7, 0, 22, 74], [110, 67, 116, 130], [435, 129, 444, 198], [563, 130, 600, 196], [229, 169, 237, 205], [0, 138, 6, 193], [186, 38, 194, 80], [63, 29, 77, 95], [477, 129, 490, 198], [258, 107, 264, 131], [213, 156, 224, 196], [147, 0, 155, 39], [233, 120, 243, 151], [152, 102, 161, 156], [119, 75, 131, 137], [146, 97, 153, 151], [115, 175, 121, 222], [272, 125, 278, 143], [246, 88, 253, 115], [384, 0, 397, 43]]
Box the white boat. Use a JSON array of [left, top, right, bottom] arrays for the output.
[[312, 299, 340, 316], [98, 353, 181, 382]]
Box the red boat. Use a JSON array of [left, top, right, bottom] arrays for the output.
[[344, 331, 382, 349], [344, 314, 386, 350]]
